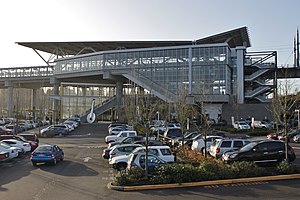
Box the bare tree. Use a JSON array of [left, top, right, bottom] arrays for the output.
[[271, 69, 298, 161]]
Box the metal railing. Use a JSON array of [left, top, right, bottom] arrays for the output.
[[0, 66, 53, 78]]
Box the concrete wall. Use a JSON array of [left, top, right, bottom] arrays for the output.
[[222, 103, 273, 123]]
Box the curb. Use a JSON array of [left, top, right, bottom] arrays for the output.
[[107, 174, 300, 191]]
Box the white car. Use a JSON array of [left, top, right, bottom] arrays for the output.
[[63, 123, 74, 132], [105, 131, 137, 143], [64, 120, 78, 128], [1, 139, 31, 153], [233, 121, 251, 130], [191, 135, 224, 153], [109, 145, 174, 170], [108, 143, 142, 160], [0, 141, 20, 159]]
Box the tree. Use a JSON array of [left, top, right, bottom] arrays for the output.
[[271, 69, 299, 162]]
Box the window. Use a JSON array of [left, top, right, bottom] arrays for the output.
[[220, 141, 232, 148], [233, 141, 244, 148], [160, 148, 172, 155], [129, 132, 136, 136], [149, 149, 159, 156], [256, 143, 268, 151], [268, 142, 284, 151]]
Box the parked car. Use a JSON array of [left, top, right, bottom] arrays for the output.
[[108, 126, 128, 135], [105, 131, 137, 143], [278, 129, 300, 142], [191, 135, 224, 154], [107, 136, 144, 149], [4, 124, 24, 133], [108, 143, 142, 160], [209, 138, 251, 158], [253, 121, 272, 129], [233, 121, 251, 130], [267, 132, 281, 140], [0, 141, 20, 159], [18, 133, 39, 145], [1, 139, 31, 153], [126, 152, 168, 172], [0, 126, 12, 135], [110, 145, 174, 171], [108, 123, 128, 134], [133, 140, 164, 146], [171, 131, 201, 147], [0, 134, 38, 151], [41, 125, 68, 137], [293, 133, 300, 142], [63, 120, 78, 129], [222, 140, 296, 165], [0, 151, 9, 162], [163, 128, 182, 139], [30, 144, 64, 166]]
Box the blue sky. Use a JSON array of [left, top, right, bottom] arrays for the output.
[[0, 0, 299, 68]]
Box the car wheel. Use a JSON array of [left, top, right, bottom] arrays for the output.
[[32, 161, 37, 166], [116, 163, 127, 171], [60, 154, 64, 161], [52, 158, 57, 165]]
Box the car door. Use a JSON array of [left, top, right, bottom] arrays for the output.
[[251, 143, 270, 163], [266, 142, 285, 162], [53, 145, 62, 159]]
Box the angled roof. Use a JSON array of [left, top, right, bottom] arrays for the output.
[[196, 26, 251, 48], [16, 27, 250, 56]]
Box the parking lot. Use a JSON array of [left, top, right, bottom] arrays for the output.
[[1, 122, 300, 200]]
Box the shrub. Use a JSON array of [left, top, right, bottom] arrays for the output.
[[230, 161, 266, 178], [152, 164, 202, 184], [114, 168, 148, 186], [277, 162, 300, 175]]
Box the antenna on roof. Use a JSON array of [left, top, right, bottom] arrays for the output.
[[294, 27, 299, 68]]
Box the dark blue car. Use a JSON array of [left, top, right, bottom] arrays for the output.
[[30, 144, 64, 166]]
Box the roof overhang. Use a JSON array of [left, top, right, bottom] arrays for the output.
[[16, 27, 251, 56]]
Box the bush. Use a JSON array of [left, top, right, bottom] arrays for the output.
[[112, 148, 300, 186], [277, 162, 300, 175], [114, 168, 148, 186], [152, 164, 201, 184], [230, 161, 266, 178]]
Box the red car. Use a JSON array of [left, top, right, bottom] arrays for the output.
[[0, 127, 12, 135], [0, 134, 38, 151], [267, 132, 281, 140]]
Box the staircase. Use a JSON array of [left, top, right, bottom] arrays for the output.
[[123, 71, 176, 103], [80, 96, 117, 123]]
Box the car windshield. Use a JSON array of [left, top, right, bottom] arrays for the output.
[[0, 142, 11, 149], [36, 146, 53, 152], [20, 135, 35, 141], [17, 136, 27, 141], [239, 142, 258, 152]]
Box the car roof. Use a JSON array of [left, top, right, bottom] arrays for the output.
[[113, 143, 142, 148]]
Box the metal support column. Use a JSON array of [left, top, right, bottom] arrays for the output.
[[5, 80, 13, 118], [116, 81, 123, 122], [236, 47, 245, 104], [32, 89, 37, 121]]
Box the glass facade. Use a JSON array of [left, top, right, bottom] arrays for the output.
[[60, 83, 116, 119], [55, 44, 232, 98]]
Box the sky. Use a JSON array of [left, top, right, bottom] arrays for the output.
[[0, 0, 299, 68]]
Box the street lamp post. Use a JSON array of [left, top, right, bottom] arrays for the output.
[[295, 109, 300, 130]]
